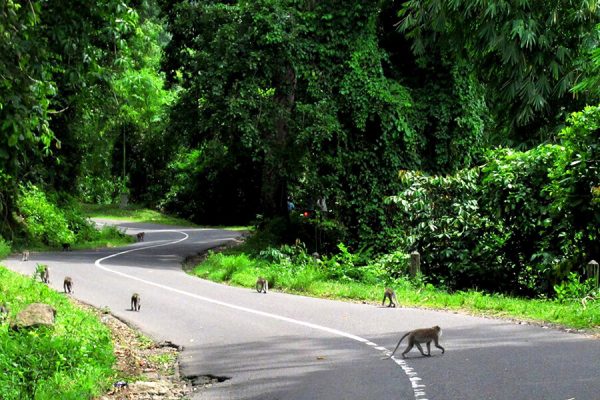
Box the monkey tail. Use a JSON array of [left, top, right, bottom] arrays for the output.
[[389, 332, 410, 358]]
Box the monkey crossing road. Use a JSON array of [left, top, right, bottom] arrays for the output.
[[3, 220, 600, 400]]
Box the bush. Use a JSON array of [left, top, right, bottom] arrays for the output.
[[57, 195, 102, 243], [385, 139, 582, 296], [319, 243, 385, 285], [288, 212, 348, 254], [553, 272, 597, 303], [16, 184, 75, 246], [373, 250, 410, 278]]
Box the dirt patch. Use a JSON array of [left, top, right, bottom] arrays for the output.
[[69, 300, 191, 400]]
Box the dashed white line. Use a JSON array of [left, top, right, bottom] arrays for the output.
[[94, 228, 430, 400]]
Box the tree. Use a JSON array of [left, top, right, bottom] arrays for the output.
[[0, 1, 56, 235], [398, 0, 600, 140]]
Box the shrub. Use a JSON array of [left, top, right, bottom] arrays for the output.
[[553, 272, 597, 303], [16, 184, 75, 246], [319, 243, 385, 285], [15, 186, 129, 249], [385, 143, 572, 295]]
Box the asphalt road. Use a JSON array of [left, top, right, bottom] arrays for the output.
[[3, 222, 600, 400]]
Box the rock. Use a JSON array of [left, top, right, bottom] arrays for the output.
[[11, 303, 56, 330], [130, 381, 170, 395]]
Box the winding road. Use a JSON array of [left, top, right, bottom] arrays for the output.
[[3, 221, 600, 400]]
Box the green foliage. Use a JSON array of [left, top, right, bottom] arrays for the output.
[[80, 203, 198, 227], [255, 241, 386, 285], [76, 176, 128, 205], [16, 185, 131, 249], [0, 0, 174, 244], [387, 168, 495, 289], [159, 0, 426, 238], [0, 0, 56, 175], [285, 212, 348, 254], [160, 144, 259, 225], [0, 236, 10, 259], [554, 272, 597, 303], [547, 105, 600, 269], [16, 185, 75, 247], [72, 2, 175, 206], [571, 24, 600, 100], [411, 59, 491, 172], [0, 267, 114, 399], [398, 0, 600, 134], [371, 250, 410, 279], [386, 105, 600, 296], [192, 247, 600, 329]]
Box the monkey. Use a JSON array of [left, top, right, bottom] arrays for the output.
[[382, 287, 397, 308], [21, 250, 30, 261], [63, 276, 73, 294], [256, 277, 268, 294], [136, 232, 145, 242], [389, 326, 445, 359], [62, 243, 71, 251], [0, 304, 8, 320], [131, 293, 141, 311], [39, 265, 50, 284]]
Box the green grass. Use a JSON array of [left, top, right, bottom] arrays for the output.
[[80, 203, 251, 231], [0, 266, 115, 400], [72, 226, 136, 249], [191, 252, 600, 331], [81, 203, 198, 227], [17, 225, 135, 253]]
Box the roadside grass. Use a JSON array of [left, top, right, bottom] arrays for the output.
[[0, 266, 115, 400], [81, 203, 198, 227], [191, 253, 600, 331], [81, 203, 252, 231], [72, 225, 136, 249], [14, 226, 135, 253]]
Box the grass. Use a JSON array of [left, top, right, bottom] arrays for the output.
[[81, 203, 198, 227], [73, 226, 136, 249], [191, 252, 600, 332], [15, 226, 135, 253], [0, 266, 115, 400], [80, 203, 251, 231]]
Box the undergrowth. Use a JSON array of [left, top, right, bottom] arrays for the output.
[[191, 246, 600, 331], [81, 203, 198, 227], [0, 267, 115, 399]]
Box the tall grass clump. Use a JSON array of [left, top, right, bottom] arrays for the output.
[[194, 252, 257, 282], [0, 267, 114, 399]]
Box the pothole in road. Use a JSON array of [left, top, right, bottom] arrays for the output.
[[186, 374, 231, 388]]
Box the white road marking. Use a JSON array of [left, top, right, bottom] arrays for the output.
[[94, 229, 430, 400]]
